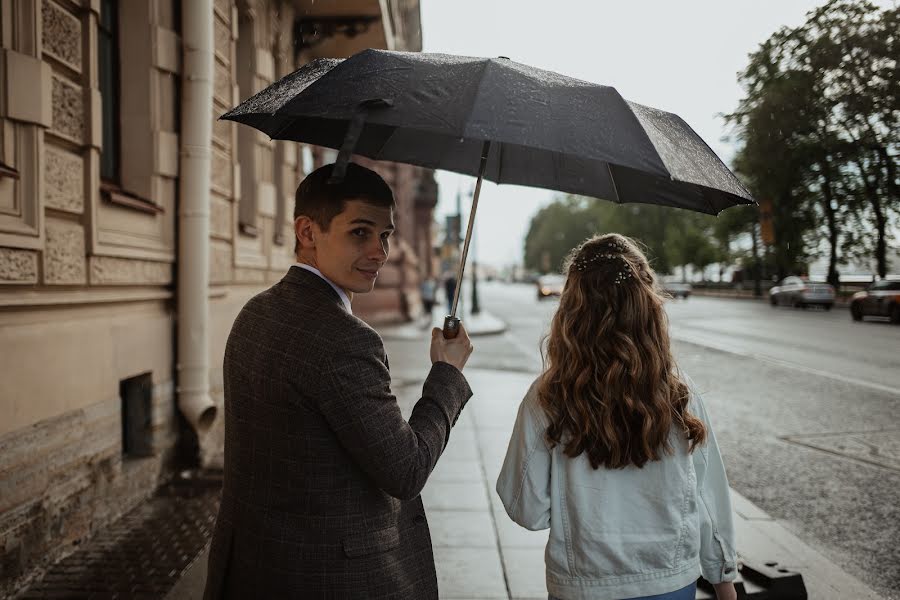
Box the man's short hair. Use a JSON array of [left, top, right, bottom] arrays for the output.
[[294, 162, 395, 254]]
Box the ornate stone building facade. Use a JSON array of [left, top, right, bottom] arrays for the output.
[[0, 0, 436, 593]]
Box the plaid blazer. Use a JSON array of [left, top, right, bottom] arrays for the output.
[[204, 266, 472, 599]]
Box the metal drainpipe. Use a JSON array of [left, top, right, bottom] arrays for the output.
[[176, 0, 216, 435]]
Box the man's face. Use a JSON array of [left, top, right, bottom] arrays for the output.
[[300, 199, 395, 295]]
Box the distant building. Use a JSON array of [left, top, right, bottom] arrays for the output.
[[0, 0, 434, 594]]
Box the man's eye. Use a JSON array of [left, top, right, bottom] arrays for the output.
[[351, 229, 368, 237], [381, 231, 393, 240]]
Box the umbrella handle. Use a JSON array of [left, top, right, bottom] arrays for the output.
[[442, 316, 461, 339], [449, 140, 492, 318]]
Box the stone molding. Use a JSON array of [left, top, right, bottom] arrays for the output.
[[2, 48, 53, 128]]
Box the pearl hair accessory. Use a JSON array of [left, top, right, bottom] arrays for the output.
[[571, 250, 634, 284]]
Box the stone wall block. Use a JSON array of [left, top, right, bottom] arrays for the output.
[[210, 195, 232, 239], [210, 240, 232, 284], [44, 218, 86, 284], [41, 0, 82, 71], [214, 17, 231, 61], [214, 61, 231, 105], [50, 76, 83, 142], [211, 148, 232, 195], [45, 146, 84, 213], [89, 256, 172, 285], [0, 248, 38, 283], [212, 114, 231, 150]]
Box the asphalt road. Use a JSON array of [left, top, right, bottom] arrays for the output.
[[469, 281, 900, 600]]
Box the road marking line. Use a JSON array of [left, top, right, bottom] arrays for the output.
[[670, 330, 900, 398]]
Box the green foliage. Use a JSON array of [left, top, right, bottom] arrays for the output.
[[522, 196, 726, 277], [727, 0, 899, 278], [523, 2, 898, 280]]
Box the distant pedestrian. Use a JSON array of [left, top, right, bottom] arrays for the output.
[[496, 233, 737, 600], [443, 273, 457, 314], [420, 276, 437, 325]]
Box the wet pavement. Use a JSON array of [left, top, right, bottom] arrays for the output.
[[16, 473, 220, 599], [16, 283, 895, 599]]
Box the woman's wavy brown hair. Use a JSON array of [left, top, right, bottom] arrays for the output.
[[538, 233, 706, 469]]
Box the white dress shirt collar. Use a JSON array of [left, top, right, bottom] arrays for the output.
[[294, 263, 353, 314]]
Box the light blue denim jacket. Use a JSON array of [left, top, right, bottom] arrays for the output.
[[496, 377, 737, 600]]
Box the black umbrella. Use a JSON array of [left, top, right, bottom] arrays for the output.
[[222, 49, 754, 336]]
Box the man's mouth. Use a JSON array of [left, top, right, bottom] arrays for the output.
[[357, 268, 379, 280]]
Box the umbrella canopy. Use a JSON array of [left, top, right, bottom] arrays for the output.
[[222, 49, 753, 215]]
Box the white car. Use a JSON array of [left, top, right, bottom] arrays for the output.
[[536, 274, 565, 300], [664, 282, 692, 299], [769, 276, 835, 310]]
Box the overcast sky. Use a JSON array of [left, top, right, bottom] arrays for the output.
[[419, 0, 893, 268]]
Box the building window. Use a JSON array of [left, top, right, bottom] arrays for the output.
[[98, 0, 120, 184], [120, 373, 154, 458]]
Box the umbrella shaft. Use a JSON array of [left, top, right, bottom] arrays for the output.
[[451, 141, 491, 318]]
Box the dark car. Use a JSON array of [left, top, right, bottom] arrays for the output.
[[850, 280, 900, 323], [769, 276, 835, 309]]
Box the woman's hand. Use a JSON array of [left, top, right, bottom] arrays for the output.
[[713, 582, 737, 600]]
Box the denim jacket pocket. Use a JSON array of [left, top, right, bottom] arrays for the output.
[[342, 525, 401, 558]]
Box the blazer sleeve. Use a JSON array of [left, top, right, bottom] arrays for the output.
[[316, 326, 472, 501], [689, 384, 738, 584], [495, 380, 552, 530]]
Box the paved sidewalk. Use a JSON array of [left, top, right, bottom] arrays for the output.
[[168, 325, 884, 600], [23, 313, 883, 599]]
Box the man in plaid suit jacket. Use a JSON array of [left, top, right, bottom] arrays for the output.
[[204, 163, 474, 599]]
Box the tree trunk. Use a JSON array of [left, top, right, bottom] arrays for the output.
[[819, 161, 840, 288], [856, 157, 887, 278]]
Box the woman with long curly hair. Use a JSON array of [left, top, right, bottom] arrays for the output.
[[496, 234, 737, 600]]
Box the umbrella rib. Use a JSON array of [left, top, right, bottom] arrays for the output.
[[606, 163, 622, 204], [371, 125, 400, 161]]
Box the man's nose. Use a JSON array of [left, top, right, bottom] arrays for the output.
[[368, 237, 388, 262]]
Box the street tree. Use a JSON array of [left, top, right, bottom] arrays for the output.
[[729, 0, 899, 279]]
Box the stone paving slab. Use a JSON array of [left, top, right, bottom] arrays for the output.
[[428, 510, 497, 548], [432, 547, 509, 599], [501, 548, 549, 599]]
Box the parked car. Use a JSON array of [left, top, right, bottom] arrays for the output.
[[536, 274, 565, 300], [769, 276, 835, 309], [850, 280, 900, 323], [663, 282, 692, 299]]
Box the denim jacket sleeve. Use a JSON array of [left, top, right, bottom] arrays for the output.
[[689, 384, 738, 584], [495, 380, 552, 530]]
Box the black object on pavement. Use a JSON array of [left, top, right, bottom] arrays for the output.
[[696, 560, 808, 599]]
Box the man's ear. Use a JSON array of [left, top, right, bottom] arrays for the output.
[[294, 215, 317, 250]]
